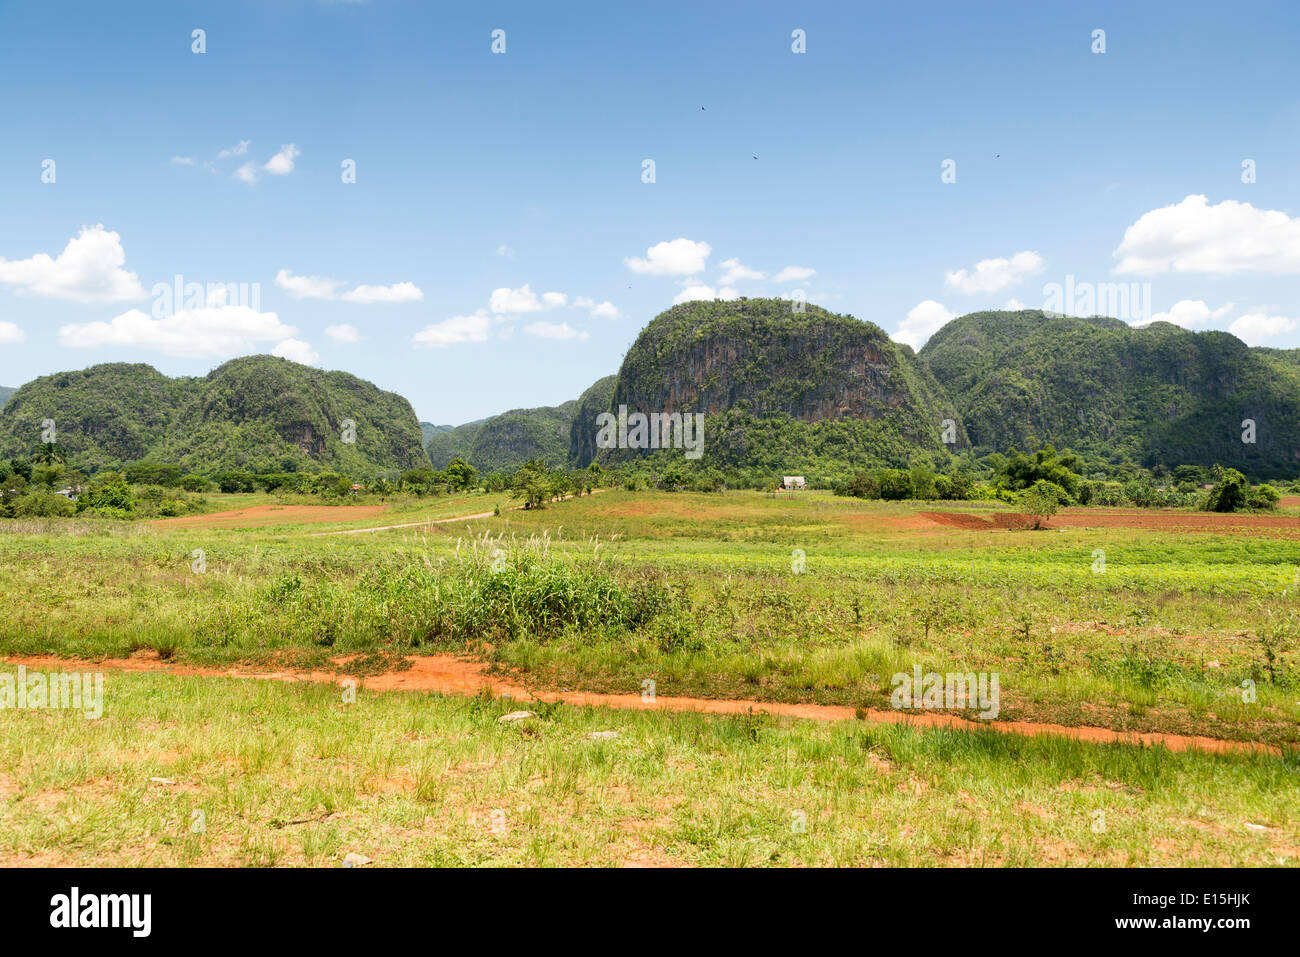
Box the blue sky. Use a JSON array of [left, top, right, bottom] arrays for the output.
[[1, 0, 1298, 423]]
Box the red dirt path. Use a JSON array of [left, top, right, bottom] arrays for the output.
[[2, 653, 1275, 757]]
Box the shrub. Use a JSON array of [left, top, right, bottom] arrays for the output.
[[1205, 469, 1249, 512], [1248, 483, 1280, 511], [1016, 479, 1069, 529]]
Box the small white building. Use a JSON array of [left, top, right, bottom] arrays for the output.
[[782, 476, 806, 490]]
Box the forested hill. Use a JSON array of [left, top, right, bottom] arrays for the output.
[[571, 298, 962, 471], [919, 310, 1300, 474], [0, 356, 429, 474], [6, 304, 1299, 480]]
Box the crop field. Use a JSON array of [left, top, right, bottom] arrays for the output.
[[1, 490, 1297, 867]]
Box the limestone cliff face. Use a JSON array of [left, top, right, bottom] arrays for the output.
[[571, 299, 963, 465]]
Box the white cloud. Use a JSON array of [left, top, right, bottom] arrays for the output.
[[524, 321, 588, 341], [489, 284, 544, 313], [263, 143, 300, 176], [275, 270, 421, 303], [271, 338, 319, 365], [625, 238, 712, 276], [892, 300, 955, 349], [0, 225, 146, 302], [590, 300, 622, 319], [233, 161, 259, 184], [59, 305, 296, 358], [1114, 195, 1300, 275], [324, 324, 361, 343], [1004, 298, 1028, 310], [496, 244, 515, 258], [340, 282, 423, 304], [945, 251, 1045, 294], [0, 322, 25, 344], [1134, 299, 1234, 330], [275, 269, 344, 300], [719, 258, 765, 284], [412, 311, 493, 348], [487, 284, 564, 313], [672, 285, 739, 304], [218, 139, 250, 158], [772, 265, 816, 283], [573, 296, 594, 308], [1227, 312, 1299, 345], [170, 156, 194, 166]]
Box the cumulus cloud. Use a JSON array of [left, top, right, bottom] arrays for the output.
[[0, 225, 146, 302], [892, 300, 955, 350], [488, 284, 567, 313], [1114, 195, 1300, 275], [324, 324, 361, 343], [59, 305, 296, 358], [275, 270, 422, 303], [1133, 299, 1234, 330], [412, 311, 493, 348], [170, 156, 194, 166], [589, 300, 622, 319], [275, 270, 343, 300], [524, 321, 588, 341], [263, 143, 300, 176], [0, 322, 25, 343], [271, 338, 319, 365], [772, 265, 816, 283], [340, 282, 422, 304], [1227, 312, 1299, 345], [719, 258, 765, 284], [945, 251, 1045, 294], [672, 284, 738, 304], [625, 238, 712, 276], [1004, 298, 1028, 310], [231, 143, 300, 183]]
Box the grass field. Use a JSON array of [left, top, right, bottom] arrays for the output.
[[2, 671, 1296, 867], [2, 489, 1297, 865]]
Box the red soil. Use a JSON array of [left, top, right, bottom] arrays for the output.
[[921, 508, 1300, 535], [2, 653, 1275, 757], [151, 504, 390, 529]]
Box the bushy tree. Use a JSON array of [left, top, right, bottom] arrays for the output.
[[995, 445, 1082, 502], [1248, 483, 1280, 511], [1205, 468, 1249, 512], [1016, 479, 1069, 529], [443, 457, 477, 491]]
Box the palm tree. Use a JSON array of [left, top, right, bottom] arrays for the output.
[[31, 442, 66, 466]]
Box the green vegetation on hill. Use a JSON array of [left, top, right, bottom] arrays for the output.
[[0, 356, 429, 475], [0, 386, 15, 410], [573, 299, 962, 477], [920, 310, 1300, 477], [426, 403, 577, 473]]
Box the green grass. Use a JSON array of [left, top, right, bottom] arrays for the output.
[[1, 670, 1295, 867], [1, 490, 1297, 746]]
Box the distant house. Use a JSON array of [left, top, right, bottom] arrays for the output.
[[782, 476, 806, 490], [56, 487, 78, 501], [349, 484, 363, 495]]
